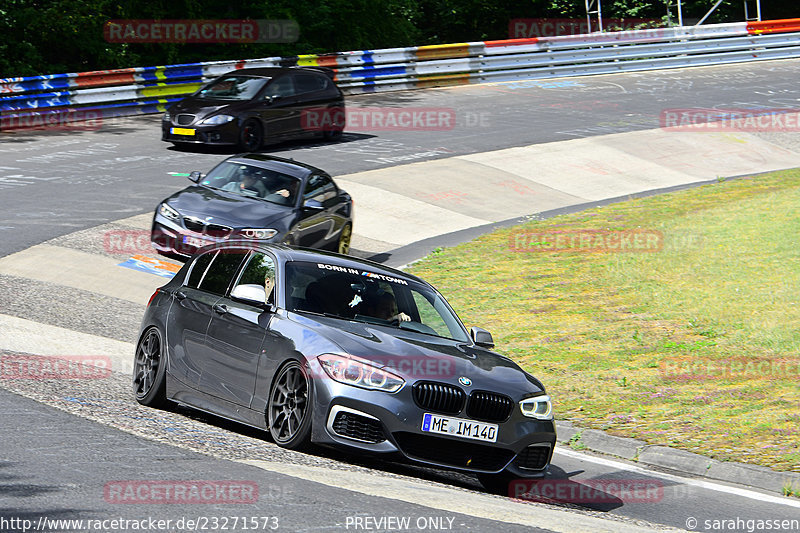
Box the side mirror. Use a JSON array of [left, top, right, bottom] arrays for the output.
[[231, 284, 268, 306], [470, 327, 494, 349], [303, 198, 324, 211], [188, 171, 203, 183], [265, 94, 282, 104]]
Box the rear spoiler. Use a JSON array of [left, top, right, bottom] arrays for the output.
[[293, 66, 336, 80]]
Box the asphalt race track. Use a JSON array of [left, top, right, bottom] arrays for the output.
[[2, 59, 800, 532]]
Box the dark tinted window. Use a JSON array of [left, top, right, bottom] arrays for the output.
[[186, 251, 215, 288], [264, 76, 295, 98], [294, 74, 328, 94], [198, 250, 248, 295]]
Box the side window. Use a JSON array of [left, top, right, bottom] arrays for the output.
[[197, 251, 248, 296], [186, 251, 216, 288], [304, 174, 336, 203], [236, 253, 277, 304], [411, 292, 450, 338], [264, 76, 295, 98], [294, 74, 326, 94], [303, 174, 326, 202]]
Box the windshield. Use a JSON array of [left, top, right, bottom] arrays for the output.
[[199, 162, 300, 206], [195, 76, 269, 100], [285, 261, 470, 342]]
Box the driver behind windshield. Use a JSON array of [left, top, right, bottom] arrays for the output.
[[222, 165, 295, 204], [362, 292, 411, 323]]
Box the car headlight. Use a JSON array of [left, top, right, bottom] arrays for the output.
[[240, 228, 278, 240], [318, 354, 405, 393], [158, 203, 180, 221], [199, 114, 235, 125], [520, 394, 552, 420]]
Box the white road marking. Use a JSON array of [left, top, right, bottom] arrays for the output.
[[0, 313, 135, 374], [555, 447, 800, 508], [241, 459, 678, 533]]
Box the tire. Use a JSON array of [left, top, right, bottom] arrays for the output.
[[267, 360, 313, 451], [337, 223, 352, 255], [133, 327, 169, 408], [477, 472, 518, 496], [239, 120, 263, 151]]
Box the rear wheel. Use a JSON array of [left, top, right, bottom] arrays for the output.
[[133, 327, 169, 408], [267, 361, 313, 451], [239, 120, 263, 151], [337, 223, 352, 255]]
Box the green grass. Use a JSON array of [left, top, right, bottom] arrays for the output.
[[408, 169, 800, 471]]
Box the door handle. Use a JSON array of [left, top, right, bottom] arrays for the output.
[[213, 304, 228, 315], [175, 290, 187, 301]]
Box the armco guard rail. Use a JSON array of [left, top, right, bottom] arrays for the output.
[[2, 18, 800, 127]]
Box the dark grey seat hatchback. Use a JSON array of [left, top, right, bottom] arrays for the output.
[[162, 66, 345, 150], [133, 243, 556, 493]]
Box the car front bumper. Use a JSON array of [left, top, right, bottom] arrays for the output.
[[307, 359, 556, 478], [161, 120, 240, 145], [151, 212, 283, 258]]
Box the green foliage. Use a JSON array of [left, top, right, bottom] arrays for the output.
[[0, 1, 796, 77]]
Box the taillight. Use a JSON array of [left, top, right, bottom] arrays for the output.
[[147, 289, 160, 307]]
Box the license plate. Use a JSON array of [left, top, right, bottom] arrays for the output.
[[170, 127, 195, 136], [421, 413, 498, 443], [182, 235, 211, 248]]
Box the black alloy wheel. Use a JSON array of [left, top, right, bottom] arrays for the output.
[[133, 327, 168, 408], [268, 361, 313, 450]]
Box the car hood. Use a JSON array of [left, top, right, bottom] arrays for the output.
[[169, 98, 248, 121], [291, 314, 545, 393], [165, 186, 292, 227]]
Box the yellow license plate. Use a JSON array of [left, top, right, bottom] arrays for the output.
[[171, 127, 195, 136]]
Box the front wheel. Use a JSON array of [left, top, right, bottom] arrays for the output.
[[133, 327, 169, 408], [267, 360, 313, 451], [239, 120, 263, 151], [337, 223, 352, 255]]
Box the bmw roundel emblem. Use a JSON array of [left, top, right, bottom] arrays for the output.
[[459, 376, 472, 387]]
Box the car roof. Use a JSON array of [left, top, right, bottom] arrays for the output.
[[197, 242, 427, 286], [221, 67, 334, 79], [224, 153, 326, 178]]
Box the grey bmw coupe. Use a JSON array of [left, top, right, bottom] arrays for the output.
[[133, 243, 555, 491]]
